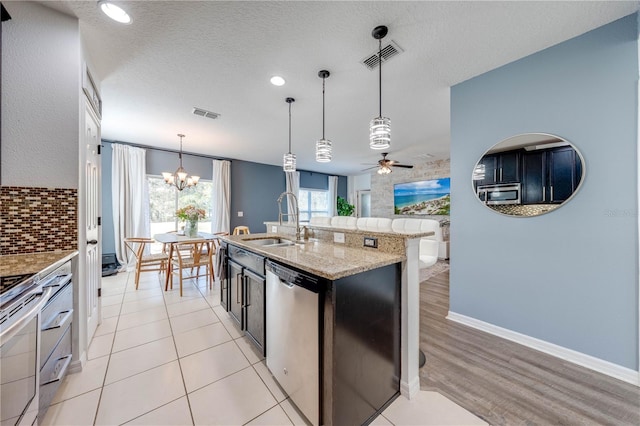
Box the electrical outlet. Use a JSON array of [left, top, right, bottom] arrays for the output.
[[333, 232, 345, 243], [238, 211, 243, 217], [364, 237, 378, 248], [271, 225, 277, 233]]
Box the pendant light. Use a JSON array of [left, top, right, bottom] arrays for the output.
[[283, 97, 296, 172], [369, 25, 391, 150], [162, 134, 200, 191], [316, 70, 332, 162]]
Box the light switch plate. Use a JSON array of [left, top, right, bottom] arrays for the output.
[[271, 225, 277, 233], [364, 237, 378, 248], [333, 232, 345, 243], [238, 211, 243, 217]]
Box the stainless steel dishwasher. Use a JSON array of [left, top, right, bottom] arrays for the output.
[[266, 260, 322, 426]]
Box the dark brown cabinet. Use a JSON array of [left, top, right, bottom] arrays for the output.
[[223, 244, 266, 355], [522, 146, 582, 204], [477, 151, 520, 186], [227, 258, 243, 327]]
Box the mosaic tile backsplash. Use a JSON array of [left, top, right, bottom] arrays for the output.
[[0, 186, 78, 255]]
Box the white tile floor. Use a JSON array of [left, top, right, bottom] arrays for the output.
[[41, 271, 486, 426]]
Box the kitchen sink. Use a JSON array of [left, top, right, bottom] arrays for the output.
[[246, 238, 297, 248]]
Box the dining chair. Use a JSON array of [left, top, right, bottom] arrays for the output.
[[124, 237, 169, 289], [169, 241, 214, 296]]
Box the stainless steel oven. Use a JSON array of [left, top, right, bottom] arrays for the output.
[[0, 276, 52, 426], [0, 262, 71, 426], [477, 183, 521, 205]]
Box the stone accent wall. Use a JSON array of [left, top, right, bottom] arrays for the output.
[[371, 158, 451, 219], [0, 186, 78, 255]]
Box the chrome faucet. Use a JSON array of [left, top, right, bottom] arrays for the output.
[[277, 191, 303, 242]]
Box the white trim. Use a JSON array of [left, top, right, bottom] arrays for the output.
[[636, 13, 640, 383], [447, 311, 639, 387]]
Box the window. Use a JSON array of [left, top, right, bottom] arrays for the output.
[[298, 188, 329, 222], [148, 176, 213, 250]]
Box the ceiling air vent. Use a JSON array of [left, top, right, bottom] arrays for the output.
[[362, 40, 404, 70], [192, 107, 220, 120]]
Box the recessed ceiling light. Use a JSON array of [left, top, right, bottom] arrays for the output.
[[98, 1, 132, 24], [270, 76, 285, 86]]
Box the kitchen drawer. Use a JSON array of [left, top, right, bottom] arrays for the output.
[[40, 282, 73, 368], [228, 244, 265, 275], [39, 324, 72, 418]]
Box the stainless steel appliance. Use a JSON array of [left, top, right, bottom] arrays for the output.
[[266, 260, 323, 426], [0, 262, 72, 426], [38, 263, 73, 419], [477, 182, 521, 205], [0, 274, 52, 426]]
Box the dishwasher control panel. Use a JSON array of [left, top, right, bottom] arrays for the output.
[[265, 260, 324, 293]]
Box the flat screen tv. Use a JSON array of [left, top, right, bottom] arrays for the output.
[[394, 178, 450, 215]]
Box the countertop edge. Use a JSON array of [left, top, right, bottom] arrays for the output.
[[224, 235, 404, 281], [263, 221, 435, 239], [0, 250, 79, 277]]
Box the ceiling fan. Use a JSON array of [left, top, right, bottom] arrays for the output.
[[362, 152, 414, 174]]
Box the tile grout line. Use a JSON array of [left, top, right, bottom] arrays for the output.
[[164, 275, 199, 426], [90, 271, 130, 426]]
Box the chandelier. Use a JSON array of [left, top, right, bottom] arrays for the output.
[[162, 133, 200, 191], [369, 25, 391, 150]]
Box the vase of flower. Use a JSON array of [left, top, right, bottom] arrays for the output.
[[184, 219, 198, 237], [176, 205, 206, 238]]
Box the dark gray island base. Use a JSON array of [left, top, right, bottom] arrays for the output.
[[323, 263, 401, 426], [220, 239, 401, 426]]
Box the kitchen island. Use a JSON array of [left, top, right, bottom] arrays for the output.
[[221, 228, 429, 425]]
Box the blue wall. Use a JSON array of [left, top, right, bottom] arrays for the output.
[[450, 14, 638, 370], [101, 141, 347, 249]]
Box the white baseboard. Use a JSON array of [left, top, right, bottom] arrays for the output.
[[446, 311, 639, 387], [400, 376, 421, 400], [68, 351, 87, 374]]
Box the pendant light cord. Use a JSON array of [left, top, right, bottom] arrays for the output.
[[322, 77, 326, 139], [179, 135, 183, 166], [378, 38, 382, 117], [288, 101, 292, 154]]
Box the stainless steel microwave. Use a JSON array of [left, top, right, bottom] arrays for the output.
[[477, 183, 521, 205]]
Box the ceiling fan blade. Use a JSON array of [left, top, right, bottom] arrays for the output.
[[360, 166, 378, 171], [392, 164, 414, 168]]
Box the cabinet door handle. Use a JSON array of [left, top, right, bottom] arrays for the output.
[[499, 168, 503, 181], [550, 186, 554, 202], [245, 276, 250, 307], [236, 272, 242, 304], [493, 169, 497, 182], [542, 187, 546, 201]]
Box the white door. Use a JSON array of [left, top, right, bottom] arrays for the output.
[[84, 103, 101, 341], [357, 190, 371, 217]]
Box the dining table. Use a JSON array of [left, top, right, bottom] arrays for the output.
[[153, 232, 222, 290]]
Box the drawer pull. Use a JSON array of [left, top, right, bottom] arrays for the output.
[[43, 310, 73, 331], [42, 354, 72, 385]]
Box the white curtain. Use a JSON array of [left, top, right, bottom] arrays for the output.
[[211, 160, 231, 234], [328, 175, 338, 217], [112, 144, 148, 267], [285, 171, 300, 223]]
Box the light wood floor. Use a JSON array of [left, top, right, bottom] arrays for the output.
[[419, 270, 640, 425]]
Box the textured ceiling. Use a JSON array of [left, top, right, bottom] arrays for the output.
[[41, 1, 639, 175]]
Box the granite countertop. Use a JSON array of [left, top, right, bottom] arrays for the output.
[[224, 233, 404, 280], [0, 250, 78, 278], [263, 221, 436, 239]]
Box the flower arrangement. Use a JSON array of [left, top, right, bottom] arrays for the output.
[[175, 205, 206, 222]]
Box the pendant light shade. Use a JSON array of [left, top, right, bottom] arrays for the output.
[[283, 97, 296, 172], [369, 25, 391, 150], [316, 70, 332, 163]]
